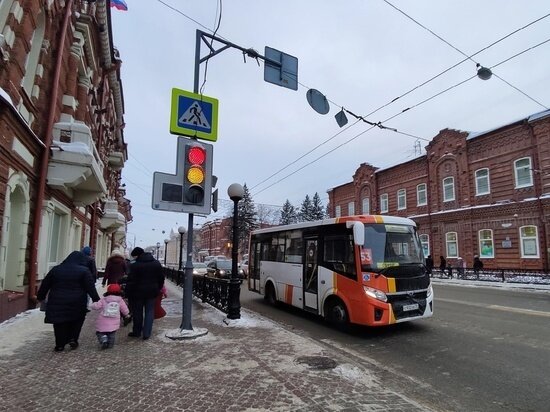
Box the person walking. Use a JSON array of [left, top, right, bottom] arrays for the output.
[[102, 249, 128, 287], [36, 251, 100, 352], [473, 255, 483, 277], [425, 255, 434, 276], [91, 283, 130, 349], [125, 247, 164, 340], [82, 246, 98, 280], [439, 256, 447, 277], [456, 257, 465, 279]]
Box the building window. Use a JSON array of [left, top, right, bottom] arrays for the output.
[[397, 189, 406, 210], [514, 158, 533, 188], [475, 168, 490, 196], [416, 183, 427, 206], [443, 177, 455, 202], [419, 234, 430, 257], [380, 194, 388, 213], [362, 198, 370, 215], [21, 10, 45, 98], [348, 201, 355, 216], [520, 226, 539, 258], [335, 205, 341, 217], [478, 229, 494, 258], [445, 232, 458, 258]]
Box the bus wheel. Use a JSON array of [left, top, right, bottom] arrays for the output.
[[325, 299, 349, 328], [264, 282, 277, 306]]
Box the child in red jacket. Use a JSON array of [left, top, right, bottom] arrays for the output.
[[91, 284, 130, 349]]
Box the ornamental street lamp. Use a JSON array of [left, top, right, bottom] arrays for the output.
[[227, 183, 244, 320], [178, 226, 186, 271], [156, 242, 160, 260], [164, 239, 169, 266]]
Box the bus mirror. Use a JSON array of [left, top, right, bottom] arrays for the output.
[[346, 221, 365, 246]]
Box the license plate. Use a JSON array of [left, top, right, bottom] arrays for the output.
[[403, 303, 419, 312]]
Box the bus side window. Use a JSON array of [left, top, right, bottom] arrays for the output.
[[323, 235, 356, 279]]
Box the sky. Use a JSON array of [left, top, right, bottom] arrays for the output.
[[110, 0, 550, 249]]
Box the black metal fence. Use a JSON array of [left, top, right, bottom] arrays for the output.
[[162, 267, 232, 313], [430, 267, 550, 284]]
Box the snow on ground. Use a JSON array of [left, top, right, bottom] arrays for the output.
[[0, 309, 50, 357]]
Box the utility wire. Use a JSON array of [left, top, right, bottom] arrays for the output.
[[382, 0, 549, 110]]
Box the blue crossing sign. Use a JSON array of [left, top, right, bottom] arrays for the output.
[[170, 88, 219, 142]]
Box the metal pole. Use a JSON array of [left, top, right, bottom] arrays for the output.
[[164, 241, 168, 266], [227, 198, 241, 319], [181, 213, 194, 330], [178, 233, 184, 271]]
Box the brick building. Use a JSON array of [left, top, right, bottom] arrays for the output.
[[328, 110, 550, 271], [199, 218, 232, 261], [0, 1, 131, 321]]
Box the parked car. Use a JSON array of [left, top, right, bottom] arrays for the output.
[[206, 259, 245, 279], [239, 259, 249, 277], [192, 262, 208, 276]]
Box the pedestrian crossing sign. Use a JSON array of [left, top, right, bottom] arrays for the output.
[[170, 88, 219, 142]]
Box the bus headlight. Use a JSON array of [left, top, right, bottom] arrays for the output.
[[363, 286, 387, 302], [427, 284, 433, 299]]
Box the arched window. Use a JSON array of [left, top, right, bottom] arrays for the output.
[[519, 226, 539, 258], [443, 177, 455, 202], [419, 234, 430, 257], [478, 229, 494, 258], [475, 168, 490, 196], [445, 232, 458, 257]]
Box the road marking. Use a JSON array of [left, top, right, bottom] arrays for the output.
[[437, 298, 550, 317]]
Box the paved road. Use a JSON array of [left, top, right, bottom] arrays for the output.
[[240, 283, 550, 412]]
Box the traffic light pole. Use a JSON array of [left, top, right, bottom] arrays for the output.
[[180, 213, 194, 330]]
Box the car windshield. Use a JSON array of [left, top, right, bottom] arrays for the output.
[[194, 263, 206, 268], [217, 260, 232, 269], [361, 223, 424, 274]]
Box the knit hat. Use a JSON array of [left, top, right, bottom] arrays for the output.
[[107, 284, 122, 294], [110, 249, 124, 258], [130, 247, 144, 258], [82, 246, 92, 256]]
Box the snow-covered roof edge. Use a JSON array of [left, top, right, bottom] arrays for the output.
[[467, 109, 550, 140]]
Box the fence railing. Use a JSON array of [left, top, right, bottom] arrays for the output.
[[430, 267, 550, 284], [162, 267, 231, 313]]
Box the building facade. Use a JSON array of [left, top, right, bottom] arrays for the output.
[[328, 111, 550, 271], [0, 0, 131, 322]]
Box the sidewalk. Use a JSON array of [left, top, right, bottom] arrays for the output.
[[0, 281, 431, 412], [431, 276, 550, 292]]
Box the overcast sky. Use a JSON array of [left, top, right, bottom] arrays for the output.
[[111, 0, 550, 249]]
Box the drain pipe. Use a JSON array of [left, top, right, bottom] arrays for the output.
[[28, 0, 74, 305]]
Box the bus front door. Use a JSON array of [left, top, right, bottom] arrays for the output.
[[303, 237, 318, 312]]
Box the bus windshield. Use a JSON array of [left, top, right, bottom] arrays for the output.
[[360, 224, 424, 273]]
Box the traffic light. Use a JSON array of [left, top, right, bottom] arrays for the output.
[[182, 140, 213, 214]]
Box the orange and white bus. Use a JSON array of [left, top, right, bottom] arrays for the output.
[[248, 215, 433, 327]]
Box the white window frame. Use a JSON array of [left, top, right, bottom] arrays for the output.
[[397, 189, 406, 210], [380, 194, 388, 214], [445, 232, 458, 258], [416, 183, 427, 206], [475, 168, 490, 196], [519, 225, 539, 258], [419, 234, 430, 257], [514, 157, 533, 188], [478, 229, 494, 258], [335, 205, 341, 218], [362, 198, 370, 215], [348, 201, 355, 216], [443, 177, 455, 202]]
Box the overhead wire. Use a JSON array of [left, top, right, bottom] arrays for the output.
[[381, 0, 548, 110]]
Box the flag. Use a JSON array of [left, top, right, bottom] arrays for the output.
[[110, 0, 128, 11]]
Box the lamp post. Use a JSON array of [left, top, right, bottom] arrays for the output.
[[164, 239, 169, 266], [156, 242, 160, 260], [227, 183, 244, 320], [178, 226, 186, 271]]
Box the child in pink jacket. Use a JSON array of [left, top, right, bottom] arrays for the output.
[[91, 283, 130, 349]]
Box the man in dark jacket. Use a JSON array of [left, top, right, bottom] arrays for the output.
[[126, 247, 164, 340], [37, 251, 100, 352]]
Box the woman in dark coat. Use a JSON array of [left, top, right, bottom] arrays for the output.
[[126, 247, 164, 340], [102, 249, 128, 286], [37, 251, 100, 352]]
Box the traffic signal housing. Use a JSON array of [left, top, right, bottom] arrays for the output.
[[182, 139, 213, 214]]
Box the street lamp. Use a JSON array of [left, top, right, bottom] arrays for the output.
[[227, 183, 244, 320], [164, 239, 169, 266], [156, 242, 160, 260], [178, 226, 186, 271]]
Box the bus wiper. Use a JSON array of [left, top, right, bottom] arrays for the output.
[[374, 266, 391, 278]]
